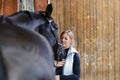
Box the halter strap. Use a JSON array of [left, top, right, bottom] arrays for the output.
[[47, 17, 65, 61]]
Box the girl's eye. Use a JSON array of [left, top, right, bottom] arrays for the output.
[[65, 37, 68, 40], [60, 37, 63, 40]]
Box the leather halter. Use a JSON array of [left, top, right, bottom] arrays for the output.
[[47, 17, 65, 61]]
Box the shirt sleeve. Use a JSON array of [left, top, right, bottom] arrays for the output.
[[60, 53, 80, 80]]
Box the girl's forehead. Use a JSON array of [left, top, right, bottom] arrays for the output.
[[61, 34, 71, 39], [62, 33, 69, 37]]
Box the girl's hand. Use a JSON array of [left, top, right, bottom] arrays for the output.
[[55, 75, 60, 80], [54, 59, 65, 67]]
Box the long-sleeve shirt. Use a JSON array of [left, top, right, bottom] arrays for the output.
[[55, 47, 80, 80]]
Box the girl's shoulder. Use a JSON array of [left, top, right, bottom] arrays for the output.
[[69, 47, 78, 53]]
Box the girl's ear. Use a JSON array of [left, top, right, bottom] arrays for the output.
[[45, 3, 53, 18]]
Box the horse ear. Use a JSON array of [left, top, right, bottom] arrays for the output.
[[45, 4, 53, 18]]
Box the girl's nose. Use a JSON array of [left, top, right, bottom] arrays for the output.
[[61, 38, 65, 42]]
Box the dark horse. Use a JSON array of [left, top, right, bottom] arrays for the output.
[[0, 4, 65, 61], [0, 24, 55, 80], [0, 3, 65, 80]]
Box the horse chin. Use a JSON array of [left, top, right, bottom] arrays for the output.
[[53, 44, 65, 61]]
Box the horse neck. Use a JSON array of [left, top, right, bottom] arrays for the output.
[[8, 11, 46, 30]]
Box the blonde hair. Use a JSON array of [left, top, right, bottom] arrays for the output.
[[60, 30, 75, 47]]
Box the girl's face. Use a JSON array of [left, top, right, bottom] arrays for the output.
[[60, 33, 72, 49]]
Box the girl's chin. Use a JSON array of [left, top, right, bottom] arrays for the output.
[[63, 46, 70, 49], [62, 46, 66, 49]]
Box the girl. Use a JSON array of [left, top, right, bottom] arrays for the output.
[[55, 30, 80, 80]]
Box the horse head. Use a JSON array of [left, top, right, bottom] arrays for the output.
[[35, 4, 65, 61]]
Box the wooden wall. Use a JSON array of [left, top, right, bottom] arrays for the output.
[[51, 0, 120, 80]]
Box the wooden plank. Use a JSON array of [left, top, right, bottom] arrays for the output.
[[108, 0, 115, 80], [96, 0, 103, 80], [83, 0, 90, 80], [77, 0, 84, 80], [0, 0, 4, 14], [63, 0, 71, 29], [102, 0, 109, 80], [70, 0, 78, 48], [114, 0, 120, 80], [89, 0, 97, 80], [2, 0, 18, 15], [56, 0, 64, 33], [34, 0, 47, 11], [51, 0, 56, 26], [51, 0, 57, 22]]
